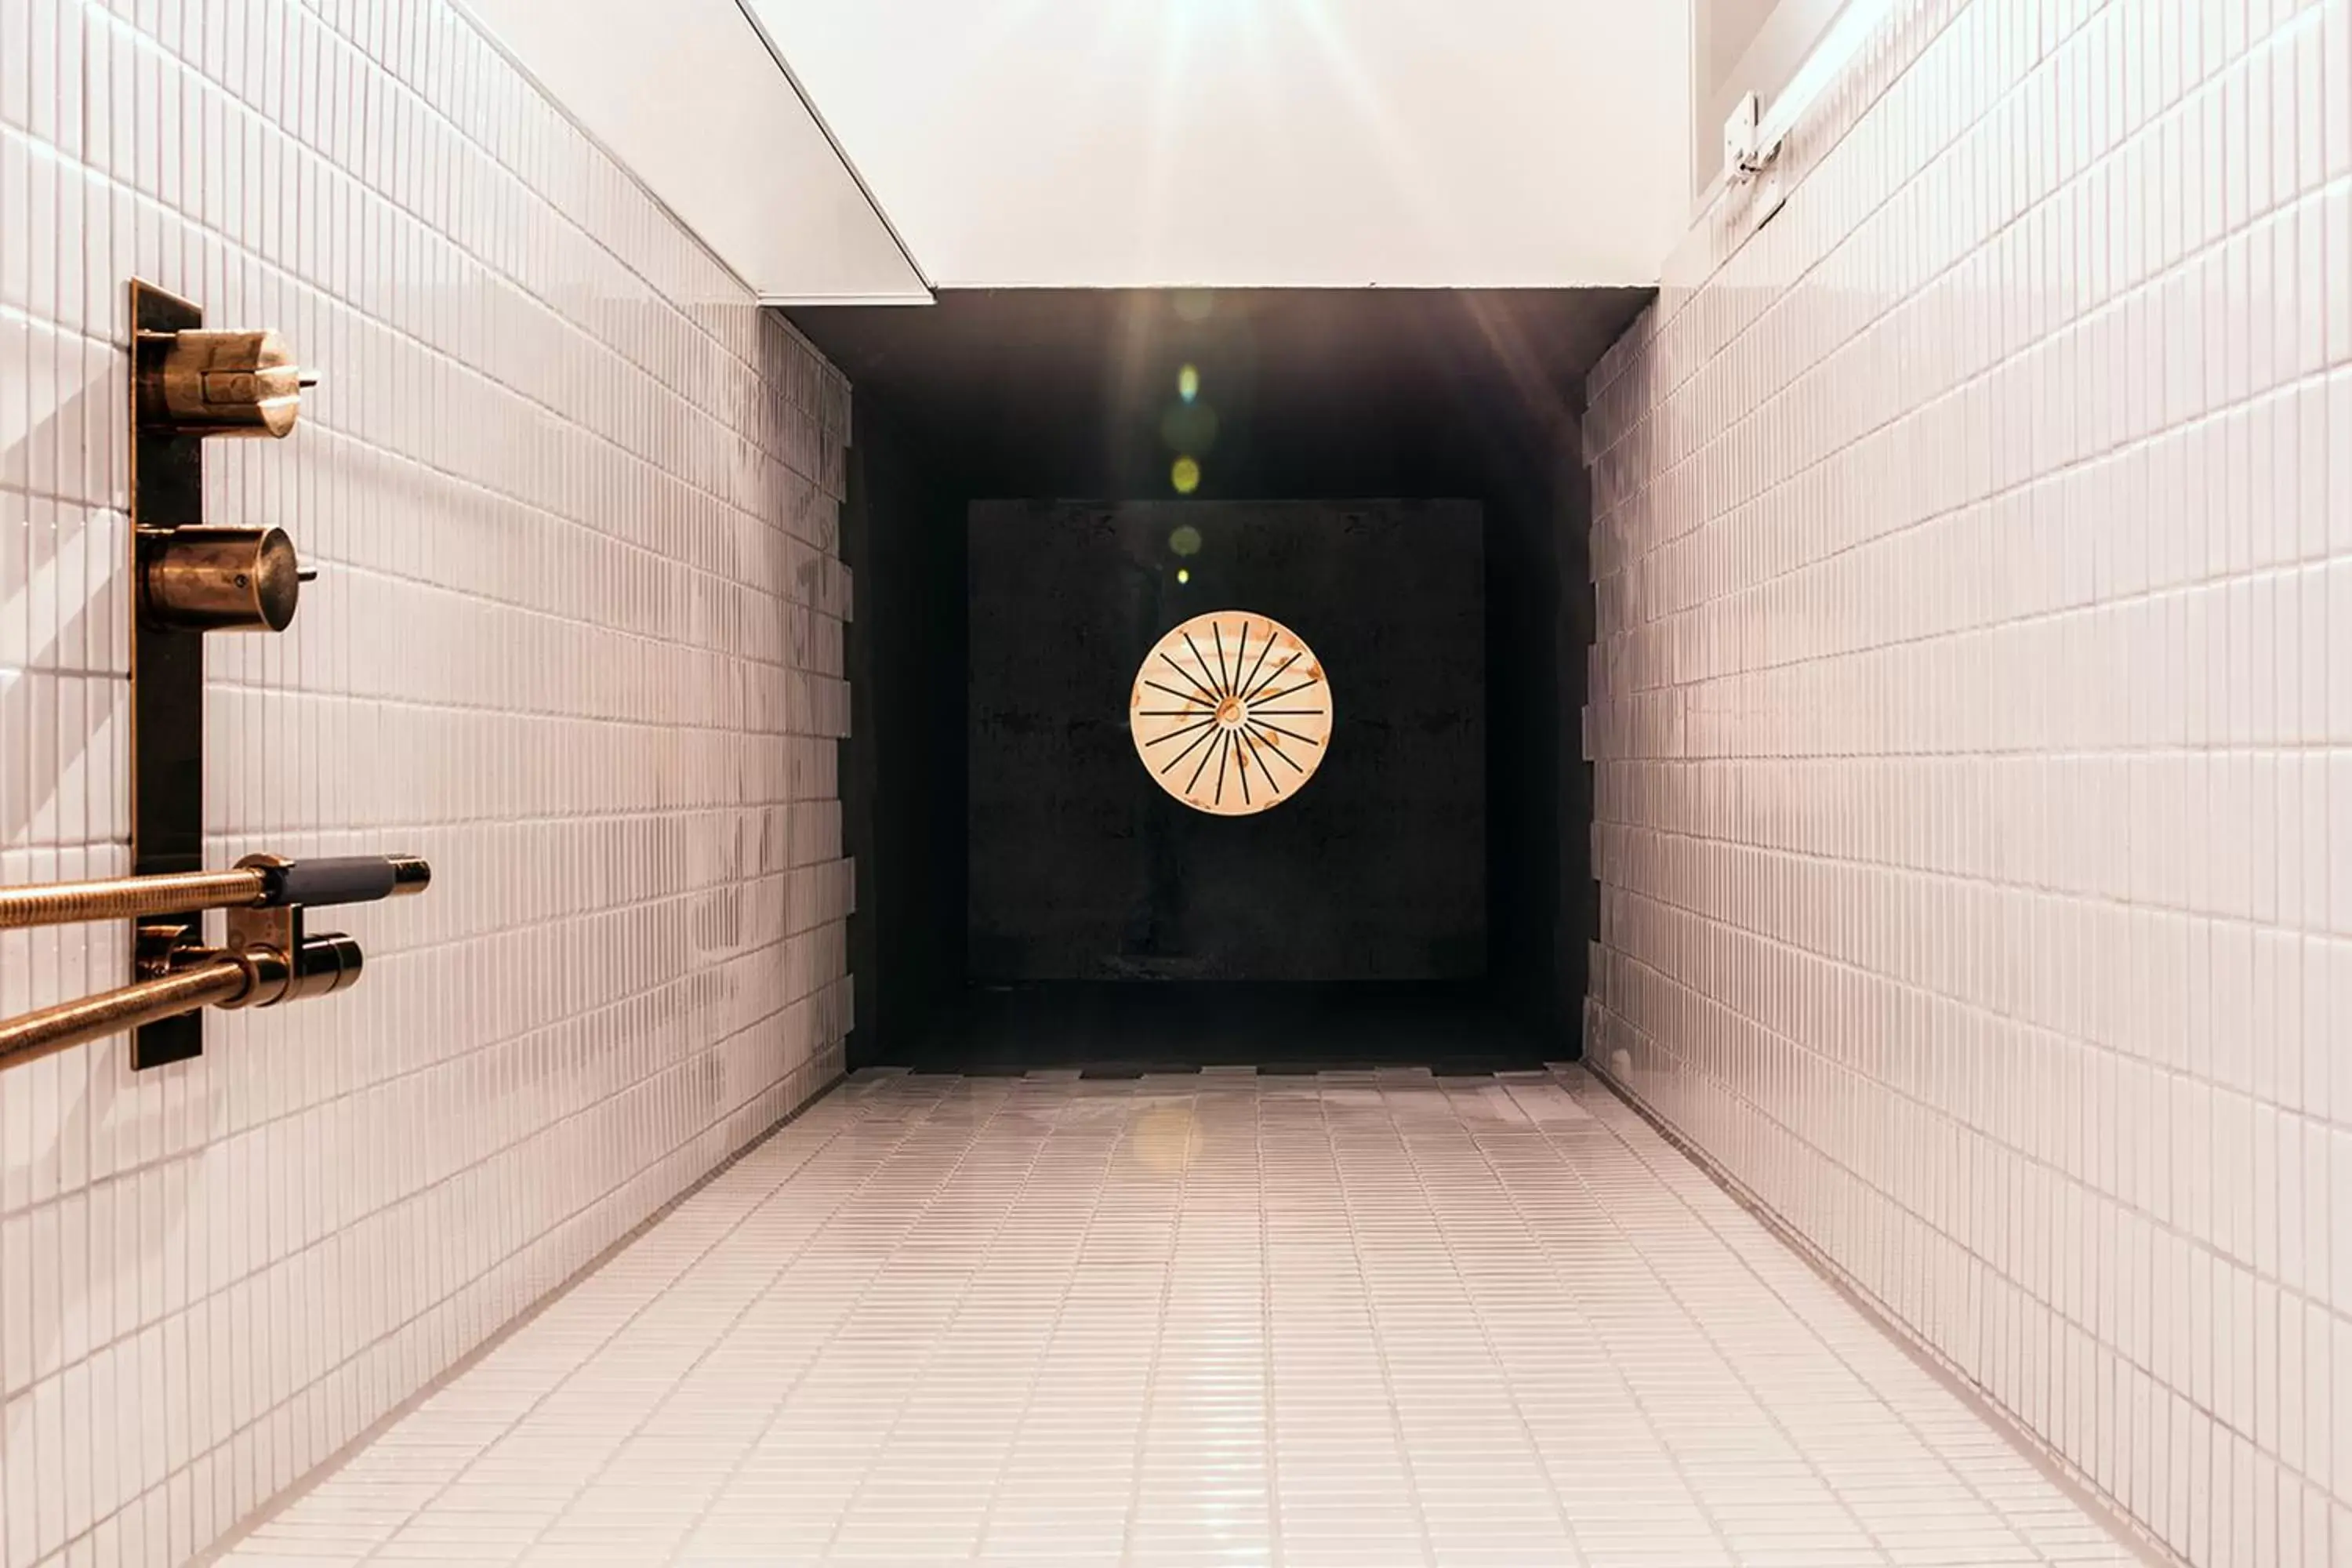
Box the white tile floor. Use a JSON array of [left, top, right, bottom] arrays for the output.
[[213, 1068, 2150, 1568]]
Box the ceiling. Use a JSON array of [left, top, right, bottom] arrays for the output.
[[788, 288, 1653, 497], [467, 0, 1693, 299], [463, 0, 927, 301], [748, 0, 1691, 289]]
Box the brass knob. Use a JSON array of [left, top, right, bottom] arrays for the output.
[[136, 328, 310, 437], [214, 931, 365, 1009], [139, 526, 307, 632]]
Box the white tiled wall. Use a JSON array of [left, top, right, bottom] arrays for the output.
[[1584, 0, 2352, 1564], [0, 2, 855, 1564]]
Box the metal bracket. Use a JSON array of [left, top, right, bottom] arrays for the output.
[[129, 281, 209, 1069], [126, 282, 316, 1067]]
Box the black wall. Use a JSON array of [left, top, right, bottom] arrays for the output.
[[967, 499, 1484, 982], [1481, 411, 1598, 1037], [837, 390, 967, 1062], [800, 289, 1650, 1066]]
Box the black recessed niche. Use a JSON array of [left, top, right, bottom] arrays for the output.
[[797, 287, 1650, 1074]]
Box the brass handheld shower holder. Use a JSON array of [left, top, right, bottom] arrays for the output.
[[0, 855, 431, 1071]]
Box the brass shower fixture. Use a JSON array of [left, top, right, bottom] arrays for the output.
[[132, 301, 321, 635], [0, 854, 431, 1070], [140, 524, 310, 633], [134, 325, 312, 437], [125, 281, 339, 1065]]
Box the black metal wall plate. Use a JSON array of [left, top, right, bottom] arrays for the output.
[[129, 280, 208, 1069]]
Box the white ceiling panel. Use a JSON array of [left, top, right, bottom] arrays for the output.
[[462, 0, 931, 303], [742, 0, 1691, 288]]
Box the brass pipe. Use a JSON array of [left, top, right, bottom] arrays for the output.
[[0, 869, 268, 929], [0, 927, 367, 1072], [0, 958, 253, 1070], [0, 855, 431, 931]]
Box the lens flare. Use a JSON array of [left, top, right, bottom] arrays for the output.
[[1177, 568, 1190, 584], [1171, 456, 1201, 495], [1178, 364, 1200, 402], [1169, 524, 1203, 557]]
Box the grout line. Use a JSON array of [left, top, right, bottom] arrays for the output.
[[812, 1083, 1039, 1562], [485, 1079, 945, 1567], [188, 1065, 849, 1566], [1579, 1060, 2185, 1568], [1252, 1089, 1287, 1568], [1117, 1080, 1207, 1564], [968, 1084, 1119, 1559], [187, 1069, 2187, 1563], [1562, 1068, 2058, 1560], [1321, 1087, 1440, 1568], [1380, 1086, 1607, 1564]]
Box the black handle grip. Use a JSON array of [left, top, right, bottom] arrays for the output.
[[256, 855, 430, 909]]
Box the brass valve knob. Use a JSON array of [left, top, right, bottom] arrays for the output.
[[220, 931, 366, 1009], [139, 526, 310, 632], [135, 328, 310, 437]]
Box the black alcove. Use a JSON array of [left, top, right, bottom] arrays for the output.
[[805, 288, 1648, 1073]]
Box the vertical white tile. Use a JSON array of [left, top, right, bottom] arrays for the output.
[[1585, 0, 2350, 1559], [0, 0, 854, 1561]]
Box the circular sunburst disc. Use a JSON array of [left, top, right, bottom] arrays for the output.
[[1129, 611, 1331, 815]]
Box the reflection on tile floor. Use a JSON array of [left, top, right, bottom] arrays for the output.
[[217, 1069, 2147, 1566]]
